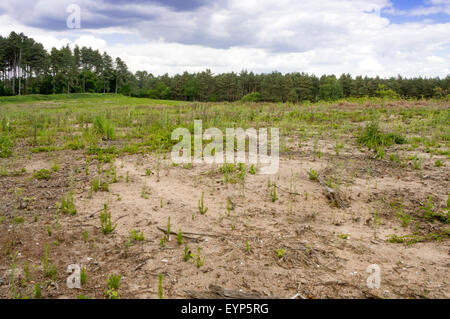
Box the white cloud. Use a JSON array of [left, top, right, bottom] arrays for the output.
[[0, 0, 449, 77]]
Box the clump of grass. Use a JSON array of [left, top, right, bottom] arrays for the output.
[[158, 274, 164, 299], [194, 247, 205, 268], [34, 169, 51, 180], [276, 248, 286, 259], [42, 244, 57, 279], [177, 230, 183, 245], [34, 283, 42, 299], [100, 204, 117, 235], [94, 116, 116, 140], [198, 192, 208, 215], [105, 274, 121, 299], [80, 267, 87, 286], [308, 168, 318, 181], [130, 229, 145, 241], [434, 160, 443, 167], [270, 183, 278, 202], [357, 120, 406, 152], [60, 190, 77, 215], [388, 229, 450, 245], [183, 246, 192, 261]]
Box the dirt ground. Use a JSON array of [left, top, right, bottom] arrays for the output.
[[1, 131, 449, 299]]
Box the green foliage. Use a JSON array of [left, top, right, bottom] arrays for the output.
[[100, 204, 117, 235], [81, 268, 87, 286], [241, 92, 261, 102], [357, 120, 406, 151], [33, 169, 51, 180], [94, 116, 116, 140], [158, 274, 164, 299], [130, 229, 145, 241], [42, 244, 57, 279], [270, 184, 278, 202], [308, 168, 318, 181], [60, 190, 77, 215], [276, 248, 286, 259], [0, 134, 13, 158], [198, 192, 208, 215]]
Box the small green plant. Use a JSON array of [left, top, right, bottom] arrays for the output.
[[34, 283, 42, 299], [105, 274, 121, 299], [308, 168, 318, 181], [249, 164, 256, 175], [47, 226, 52, 237], [60, 190, 77, 215], [100, 204, 116, 235], [276, 248, 286, 259], [42, 244, 57, 279], [198, 192, 208, 215], [130, 229, 145, 241], [158, 274, 164, 299], [51, 160, 59, 172], [34, 169, 51, 180], [160, 236, 166, 247], [270, 184, 278, 202], [177, 230, 183, 245], [338, 234, 349, 240], [434, 160, 443, 167], [245, 240, 251, 253], [83, 230, 89, 243], [92, 176, 100, 192], [195, 247, 205, 268], [80, 267, 87, 286], [183, 246, 192, 261]]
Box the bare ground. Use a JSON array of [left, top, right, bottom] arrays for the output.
[[0, 138, 449, 299]]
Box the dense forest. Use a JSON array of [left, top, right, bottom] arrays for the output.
[[1, 32, 449, 102]]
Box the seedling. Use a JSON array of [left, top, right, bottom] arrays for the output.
[[158, 274, 164, 299], [198, 192, 208, 215], [60, 190, 77, 215], [270, 184, 278, 202], [308, 168, 318, 181], [183, 246, 192, 261], [276, 248, 286, 259], [177, 230, 183, 245], [81, 267, 87, 285], [100, 204, 116, 235], [194, 247, 205, 268], [130, 229, 145, 241]]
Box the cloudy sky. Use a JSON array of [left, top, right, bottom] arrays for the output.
[[0, 0, 449, 77]]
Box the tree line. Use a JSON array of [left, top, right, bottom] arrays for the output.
[[1, 32, 449, 102]]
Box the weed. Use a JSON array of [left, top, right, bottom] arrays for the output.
[[83, 230, 89, 243], [276, 248, 286, 259], [34, 283, 41, 299], [270, 184, 278, 202], [100, 204, 117, 235], [308, 168, 318, 181], [42, 244, 57, 279], [183, 246, 193, 262], [198, 192, 208, 215], [34, 169, 51, 180], [60, 190, 77, 215], [177, 230, 183, 245], [158, 274, 164, 299], [130, 229, 145, 241], [81, 268, 87, 286], [194, 247, 205, 268]]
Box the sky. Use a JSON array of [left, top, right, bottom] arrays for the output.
[[0, 0, 449, 77]]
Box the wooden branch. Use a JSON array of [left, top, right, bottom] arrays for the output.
[[317, 176, 347, 208]]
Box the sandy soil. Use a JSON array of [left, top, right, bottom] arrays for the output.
[[0, 136, 449, 299]]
